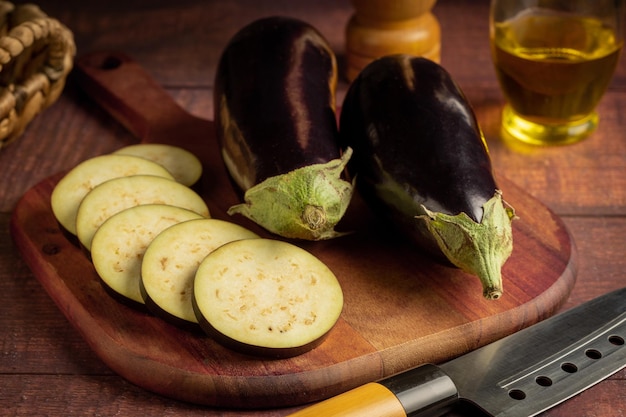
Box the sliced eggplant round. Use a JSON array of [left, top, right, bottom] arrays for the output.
[[193, 238, 343, 358], [339, 55, 516, 300], [51, 154, 175, 235], [75, 174, 210, 252], [140, 218, 260, 329], [91, 204, 204, 307], [113, 143, 203, 187], [214, 16, 354, 241]]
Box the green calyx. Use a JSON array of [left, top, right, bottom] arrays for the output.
[[417, 190, 517, 300], [227, 148, 355, 241]]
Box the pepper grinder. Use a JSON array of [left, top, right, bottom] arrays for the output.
[[345, 0, 441, 81]]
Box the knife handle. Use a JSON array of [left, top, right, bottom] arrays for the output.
[[287, 364, 458, 417], [287, 382, 407, 417]]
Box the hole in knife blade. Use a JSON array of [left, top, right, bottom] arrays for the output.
[[535, 376, 553, 387], [561, 362, 578, 373], [609, 335, 624, 345], [585, 349, 602, 359], [508, 389, 526, 400]]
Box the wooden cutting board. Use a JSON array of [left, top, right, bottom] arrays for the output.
[[9, 52, 577, 409]]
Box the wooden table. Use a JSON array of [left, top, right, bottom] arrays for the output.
[[1, 0, 624, 415]]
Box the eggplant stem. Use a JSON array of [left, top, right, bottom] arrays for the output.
[[302, 205, 326, 230], [484, 287, 503, 300], [417, 190, 516, 300], [227, 148, 355, 240]]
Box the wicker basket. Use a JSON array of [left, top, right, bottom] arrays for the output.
[[0, 1, 75, 149]]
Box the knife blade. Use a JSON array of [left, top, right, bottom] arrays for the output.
[[288, 287, 626, 417]]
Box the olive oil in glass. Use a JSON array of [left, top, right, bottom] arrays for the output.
[[491, 8, 623, 145]]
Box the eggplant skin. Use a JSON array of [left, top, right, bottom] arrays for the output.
[[214, 16, 354, 241], [341, 55, 494, 224], [339, 55, 516, 299]]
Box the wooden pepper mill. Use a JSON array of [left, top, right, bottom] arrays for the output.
[[345, 0, 441, 81]]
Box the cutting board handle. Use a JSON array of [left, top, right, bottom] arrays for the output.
[[74, 51, 199, 144]]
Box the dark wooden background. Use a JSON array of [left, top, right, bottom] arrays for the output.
[[1, 0, 624, 415]]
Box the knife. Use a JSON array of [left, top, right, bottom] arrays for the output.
[[288, 287, 626, 417]]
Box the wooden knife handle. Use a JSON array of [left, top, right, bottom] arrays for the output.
[[287, 364, 459, 417], [287, 382, 407, 417]]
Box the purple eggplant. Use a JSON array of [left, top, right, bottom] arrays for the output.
[[339, 55, 516, 299], [214, 16, 354, 240]]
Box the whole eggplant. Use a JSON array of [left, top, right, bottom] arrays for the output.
[[339, 55, 516, 300], [214, 16, 354, 240]]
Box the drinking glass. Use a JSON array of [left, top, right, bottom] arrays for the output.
[[490, 0, 625, 145]]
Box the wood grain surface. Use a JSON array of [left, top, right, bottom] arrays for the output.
[[1, 0, 625, 416]]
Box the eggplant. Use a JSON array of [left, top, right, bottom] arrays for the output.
[[214, 16, 354, 240], [339, 55, 516, 300]]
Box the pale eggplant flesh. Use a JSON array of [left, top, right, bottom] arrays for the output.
[[339, 55, 516, 300], [214, 16, 354, 241]]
